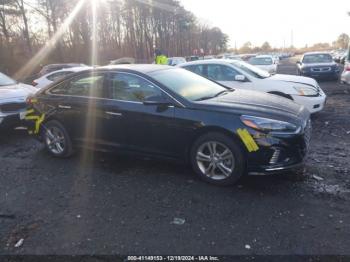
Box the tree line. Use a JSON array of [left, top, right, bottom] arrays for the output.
[[233, 33, 350, 54], [0, 0, 229, 75]]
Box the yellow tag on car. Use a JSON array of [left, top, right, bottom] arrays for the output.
[[237, 128, 259, 152]]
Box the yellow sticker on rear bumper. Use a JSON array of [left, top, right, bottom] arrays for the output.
[[24, 110, 45, 134], [237, 128, 259, 152]]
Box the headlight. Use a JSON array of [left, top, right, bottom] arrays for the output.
[[240, 115, 300, 133], [293, 86, 317, 96]]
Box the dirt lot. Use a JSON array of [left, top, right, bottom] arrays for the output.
[[0, 59, 350, 256]]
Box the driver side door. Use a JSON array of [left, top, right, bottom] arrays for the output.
[[105, 72, 177, 157]]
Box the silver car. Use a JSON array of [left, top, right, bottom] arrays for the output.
[[0, 72, 37, 129]]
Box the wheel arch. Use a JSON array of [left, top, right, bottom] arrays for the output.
[[185, 126, 248, 164]]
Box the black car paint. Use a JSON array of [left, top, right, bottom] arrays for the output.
[[28, 66, 310, 173]]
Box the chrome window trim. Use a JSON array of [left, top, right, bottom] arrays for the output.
[[46, 70, 185, 107]]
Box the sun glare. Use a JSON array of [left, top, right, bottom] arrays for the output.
[[14, 0, 88, 80]]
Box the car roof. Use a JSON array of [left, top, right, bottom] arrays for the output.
[[254, 55, 273, 58], [98, 64, 174, 74], [44, 66, 92, 76]]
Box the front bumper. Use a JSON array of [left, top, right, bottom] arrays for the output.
[[292, 92, 326, 114], [245, 119, 311, 174], [301, 70, 339, 79]]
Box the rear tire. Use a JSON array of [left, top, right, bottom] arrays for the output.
[[190, 132, 245, 186], [43, 120, 73, 158]]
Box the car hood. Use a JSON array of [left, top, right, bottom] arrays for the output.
[[268, 74, 318, 89], [195, 89, 308, 123], [0, 83, 37, 102]]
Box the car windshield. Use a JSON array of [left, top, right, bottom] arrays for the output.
[[150, 68, 229, 101], [302, 54, 333, 63], [249, 57, 273, 65], [0, 72, 17, 86], [230, 60, 271, 79]]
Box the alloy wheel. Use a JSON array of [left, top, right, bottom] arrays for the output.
[[196, 141, 235, 180], [45, 126, 66, 155]]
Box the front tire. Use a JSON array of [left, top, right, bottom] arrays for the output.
[[190, 132, 245, 186], [43, 120, 73, 158]]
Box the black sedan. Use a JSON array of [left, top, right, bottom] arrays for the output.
[[25, 65, 311, 185], [296, 52, 340, 80]]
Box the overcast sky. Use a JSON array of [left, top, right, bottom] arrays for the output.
[[180, 0, 350, 48]]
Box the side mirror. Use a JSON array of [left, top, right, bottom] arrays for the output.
[[296, 61, 301, 64], [143, 95, 173, 106], [235, 75, 246, 82]]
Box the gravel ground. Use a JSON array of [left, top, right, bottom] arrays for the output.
[[0, 59, 350, 256]]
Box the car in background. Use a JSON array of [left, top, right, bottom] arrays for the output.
[[332, 49, 347, 63], [340, 50, 349, 65], [203, 55, 215, 60], [178, 59, 326, 113], [26, 65, 311, 186], [33, 67, 92, 89], [0, 72, 37, 129], [296, 52, 340, 80], [227, 55, 243, 61], [340, 47, 350, 85], [248, 55, 277, 74], [109, 57, 136, 65], [168, 57, 186, 66], [186, 56, 199, 62], [38, 63, 88, 77]]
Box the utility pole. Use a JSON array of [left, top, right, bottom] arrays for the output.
[[291, 29, 294, 48]]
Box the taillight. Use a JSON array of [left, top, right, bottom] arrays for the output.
[[32, 81, 38, 87], [345, 65, 350, 71]]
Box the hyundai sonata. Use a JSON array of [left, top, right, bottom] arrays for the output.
[[25, 65, 311, 185]]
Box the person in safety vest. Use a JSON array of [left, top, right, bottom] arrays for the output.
[[154, 49, 168, 65]]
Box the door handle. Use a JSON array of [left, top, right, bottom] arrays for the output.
[[58, 105, 71, 109], [105, 111, 122, 116]]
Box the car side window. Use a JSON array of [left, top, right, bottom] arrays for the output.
[[50, 72, 106, 98], [47, 71, 72, 82], [207, 65, 239, 81], [107, 73, 163, 102], [183, 65, 205, 77]]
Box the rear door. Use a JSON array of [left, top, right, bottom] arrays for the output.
[[105, 71, 177, 157], [46, 72, 111, 147]]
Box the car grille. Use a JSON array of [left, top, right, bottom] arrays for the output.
[[311, 67, 331, 72], [0, 102, 27, 113]]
